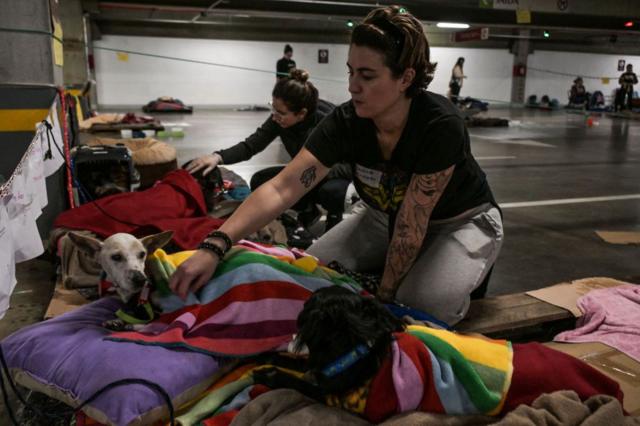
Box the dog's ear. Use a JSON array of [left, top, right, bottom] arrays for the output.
[[67, 232, 103, 257], [140, 231, 174, 254]]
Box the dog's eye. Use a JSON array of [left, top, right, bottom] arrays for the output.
[[138, 251, 146, 259], [111, 254, 123, 262]]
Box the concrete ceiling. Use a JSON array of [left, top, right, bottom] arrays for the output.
[[84, 0, 640, 54]]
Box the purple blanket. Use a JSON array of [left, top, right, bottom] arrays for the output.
[[554, 284, 640, 362], [1, 297, 222, 425]]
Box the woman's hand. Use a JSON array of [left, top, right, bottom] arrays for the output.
[[376, 286, 395, 303], [186, 153, 222, 176], [169, 249, 220, 300]]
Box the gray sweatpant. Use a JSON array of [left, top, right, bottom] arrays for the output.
[[306, 202, 504, 325]]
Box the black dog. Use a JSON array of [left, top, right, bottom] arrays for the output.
[[181, 160, 225, 212], [251, 287, 403, 399], [294, 286, 404, 395]]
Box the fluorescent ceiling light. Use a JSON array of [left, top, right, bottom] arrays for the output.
[[436, 22, 470, 29]]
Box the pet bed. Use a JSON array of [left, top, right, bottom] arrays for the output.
[[1, 297, 227, 425]]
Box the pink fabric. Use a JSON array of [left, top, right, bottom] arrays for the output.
[[391, 339, 424, 413], [237, 240, 296, 260], [554, 284, 640, 362], [236, 240, 317, 261]]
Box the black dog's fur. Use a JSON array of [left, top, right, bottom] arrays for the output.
[[181, 160, 225, 212], [251, 287, 405, 399], [295, 286, 405, 394]]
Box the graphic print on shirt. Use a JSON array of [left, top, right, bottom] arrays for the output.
[[354, 164, 410, 214]]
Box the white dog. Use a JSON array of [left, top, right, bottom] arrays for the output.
[[68, 230, 173, 329]]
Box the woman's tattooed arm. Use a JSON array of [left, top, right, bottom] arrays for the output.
[[377, 165, 454, 301]]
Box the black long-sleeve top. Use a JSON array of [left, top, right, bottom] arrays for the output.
[[217, 99, 335, 165]]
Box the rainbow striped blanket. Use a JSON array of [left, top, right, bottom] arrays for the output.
[[107, 244, 362, 356], [327, 325, 513, 421], [167, 325, 514, 425]]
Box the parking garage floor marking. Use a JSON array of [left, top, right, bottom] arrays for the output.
[[476, 156, 517, 160], [502, 194, 640, 209], [489, 139, 556, 148]]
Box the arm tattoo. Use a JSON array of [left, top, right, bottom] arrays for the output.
[[379, 166, 455, 298], [300, 166, 317, 188]]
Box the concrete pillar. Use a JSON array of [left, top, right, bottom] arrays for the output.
[[59, 0, 88, 87], [510, 29, 530, 105], [0, 0, 66, 235]]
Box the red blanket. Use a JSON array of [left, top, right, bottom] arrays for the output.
[[54, 169, 223, 249]]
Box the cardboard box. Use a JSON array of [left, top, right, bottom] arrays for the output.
[[526, 277, 627, 317], [596, 231, 640, 245], [44, 284, 90, 319], [545, 341, 640, 415]]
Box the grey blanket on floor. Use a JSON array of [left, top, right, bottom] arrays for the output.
[[230, 389, 639, 426]]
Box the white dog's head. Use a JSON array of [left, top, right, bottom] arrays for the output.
[[68, 231, 173, 303]]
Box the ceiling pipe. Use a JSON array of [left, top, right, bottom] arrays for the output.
[[95, 1, 640, 36], [99, 2, 212, 13], [192, 0, 224, 22]]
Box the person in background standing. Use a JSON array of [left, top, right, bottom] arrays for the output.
[[447, 57, 466, 105], [617, 63, 638, 111], [276, 44, 297, 80]]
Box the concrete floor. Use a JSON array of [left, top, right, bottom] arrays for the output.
[[163, 106, 640, 295], [1, 106, 639, 422]]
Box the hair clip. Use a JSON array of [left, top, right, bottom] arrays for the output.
[[370, 18, 405, 58]]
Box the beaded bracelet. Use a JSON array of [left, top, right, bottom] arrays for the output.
[[197, 241, 225, 260], [205, 230, 233, 254]]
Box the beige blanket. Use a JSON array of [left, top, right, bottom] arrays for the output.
[[230, 389, 639, 426], [50, 228, 101, 289]]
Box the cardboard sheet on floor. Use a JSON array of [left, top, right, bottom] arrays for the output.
[[525, 277, 627, 317], [44, 284, 90, 319], [596, 230, 640, 245], [546, 341, 640, 415]]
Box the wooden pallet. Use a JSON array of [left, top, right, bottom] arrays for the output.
[[85, 122, 165, 133], [456, 292, 576, 342]]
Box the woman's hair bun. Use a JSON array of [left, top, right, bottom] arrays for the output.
[[289, 68, 309, 83]]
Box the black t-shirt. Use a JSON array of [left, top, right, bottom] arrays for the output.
[[305, 91, 496, 223], [218, 99, 334, 164], [619, 71, 638, 90], [276, 58, 296, 78]]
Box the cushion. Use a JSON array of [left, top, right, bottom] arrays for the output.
[[87, 137, 176, 166], [1, 297, 227, 425]]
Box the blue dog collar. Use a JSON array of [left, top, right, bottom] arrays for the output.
[[320, 344, 370, 378]]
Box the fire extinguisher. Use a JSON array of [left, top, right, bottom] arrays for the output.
[[513, 64, 527, 77]]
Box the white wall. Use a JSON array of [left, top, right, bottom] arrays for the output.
[[94, 35, 513, 107], [94, 36, 350, 107], [429, 47, 513, 104], [94, 35, 640, 108], [527, 51, 640, 102]]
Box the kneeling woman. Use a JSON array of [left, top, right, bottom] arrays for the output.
[[171, 6, 503, 326], [187, 69, 351, 230]]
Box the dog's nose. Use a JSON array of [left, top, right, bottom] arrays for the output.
[[131, 271, 147, 286]]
